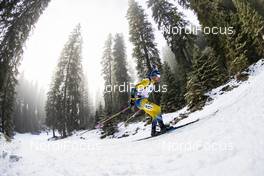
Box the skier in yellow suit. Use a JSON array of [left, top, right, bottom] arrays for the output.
[[130, 68, 167, 136]]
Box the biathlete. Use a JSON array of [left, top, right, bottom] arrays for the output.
[[130, 68, 167, 136]]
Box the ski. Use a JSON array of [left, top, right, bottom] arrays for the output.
[[134, 119, 199, 141]]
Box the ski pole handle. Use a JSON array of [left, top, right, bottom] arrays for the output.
[[95, 123, 103, 129]]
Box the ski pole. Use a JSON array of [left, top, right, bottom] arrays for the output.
[[125, 109, 141, 125], [118, 109, 142, 128], [96, 106, 130, 128], [97, 106, 129, 125], [78, 107, 130, 136], [99, 106, 130, 124]]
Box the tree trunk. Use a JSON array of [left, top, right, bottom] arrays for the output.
[[62, 123, 67, 138], [109, 58, 113, 114], [52, 128, 55, 138]]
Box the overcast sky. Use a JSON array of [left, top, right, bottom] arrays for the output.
[[20, 0, 199, 103]]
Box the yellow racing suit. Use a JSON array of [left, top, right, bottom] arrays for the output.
[[131, 78, 161, 120]]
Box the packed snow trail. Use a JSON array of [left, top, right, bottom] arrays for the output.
[[1, 60, 264, 176]]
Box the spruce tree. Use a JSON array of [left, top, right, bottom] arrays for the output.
[[185, 47, 227, 111], [225, 19, 250, 74], [161, 62, 184, 113], [223, 0, 264, 74], [47, 69, 65, 136], [176, 0, 191, 9], [0, 72, 16, 137], [183, 0, 263, 75], [45, 84, 58, 138], [0, 0, 50, 100], [187, 0, 232, 71], [127, 0, 161, 78], [147, 0, 193, 75], [127, 0, 162, 105], [94, 102, 104, 127], [45, 24, 84, 137], [101, 34, 114, 116], [249, 0, 264, 17], [233, 0, 264, 60], [0, 0, 50, 137], [79, 73, 91, 129], [63, 25, 83, 134], [176, 0, 264, 112], [112, 33, 130, 113], [147, 0, 198, 108], [100, 34, 119, 136]]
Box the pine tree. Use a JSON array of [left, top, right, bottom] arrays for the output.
[[175, 0, 264, 112], [100, 34, 121, 137], [100, 34, 133, 137], [185, 47, 227, 111], [95, 102, 117, 138], [127, 0, 162, 105], [187, 1, 239, 73], [222, 0, 264, 74], [0, 0, 50, 100], [0, 72, 16, 137], [225, 20, 250, 74], [63, 25, 83, 135], [176, 0, 191, 9], [161, 62, 184, 113], [188, 0, 232, 71], [147, 0, 198, 108], [0, 0, 50, 137], [147, 0, 193, 75], [233, 0, 264, 60], [46, 70, 65, 136], [101, 34, 114, 116], [94, 102, 104, 127], [127, 0, 161, 78], [79, 73, 92, 129], [45, 85, 58, 138], [112, 33, 130, 113], [45, 24, 84, 137], [184, 0, 264, 75], [249, 0, 264, 17]]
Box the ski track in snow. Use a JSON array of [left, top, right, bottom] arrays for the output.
[[1, 59, 264, 176]]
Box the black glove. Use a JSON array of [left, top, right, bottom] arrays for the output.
[[129, 98, 135, 107]]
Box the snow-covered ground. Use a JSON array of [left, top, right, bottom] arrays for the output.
[[1, 59, 264, 176]]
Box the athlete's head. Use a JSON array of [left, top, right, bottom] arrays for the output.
[[148, 69, 161, 83]]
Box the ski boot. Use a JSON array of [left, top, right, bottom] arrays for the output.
[[151, 125, 157, 137], [158, 120, 167, 134]]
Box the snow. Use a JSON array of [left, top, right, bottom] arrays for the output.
[[1, 59, 264, 176]]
